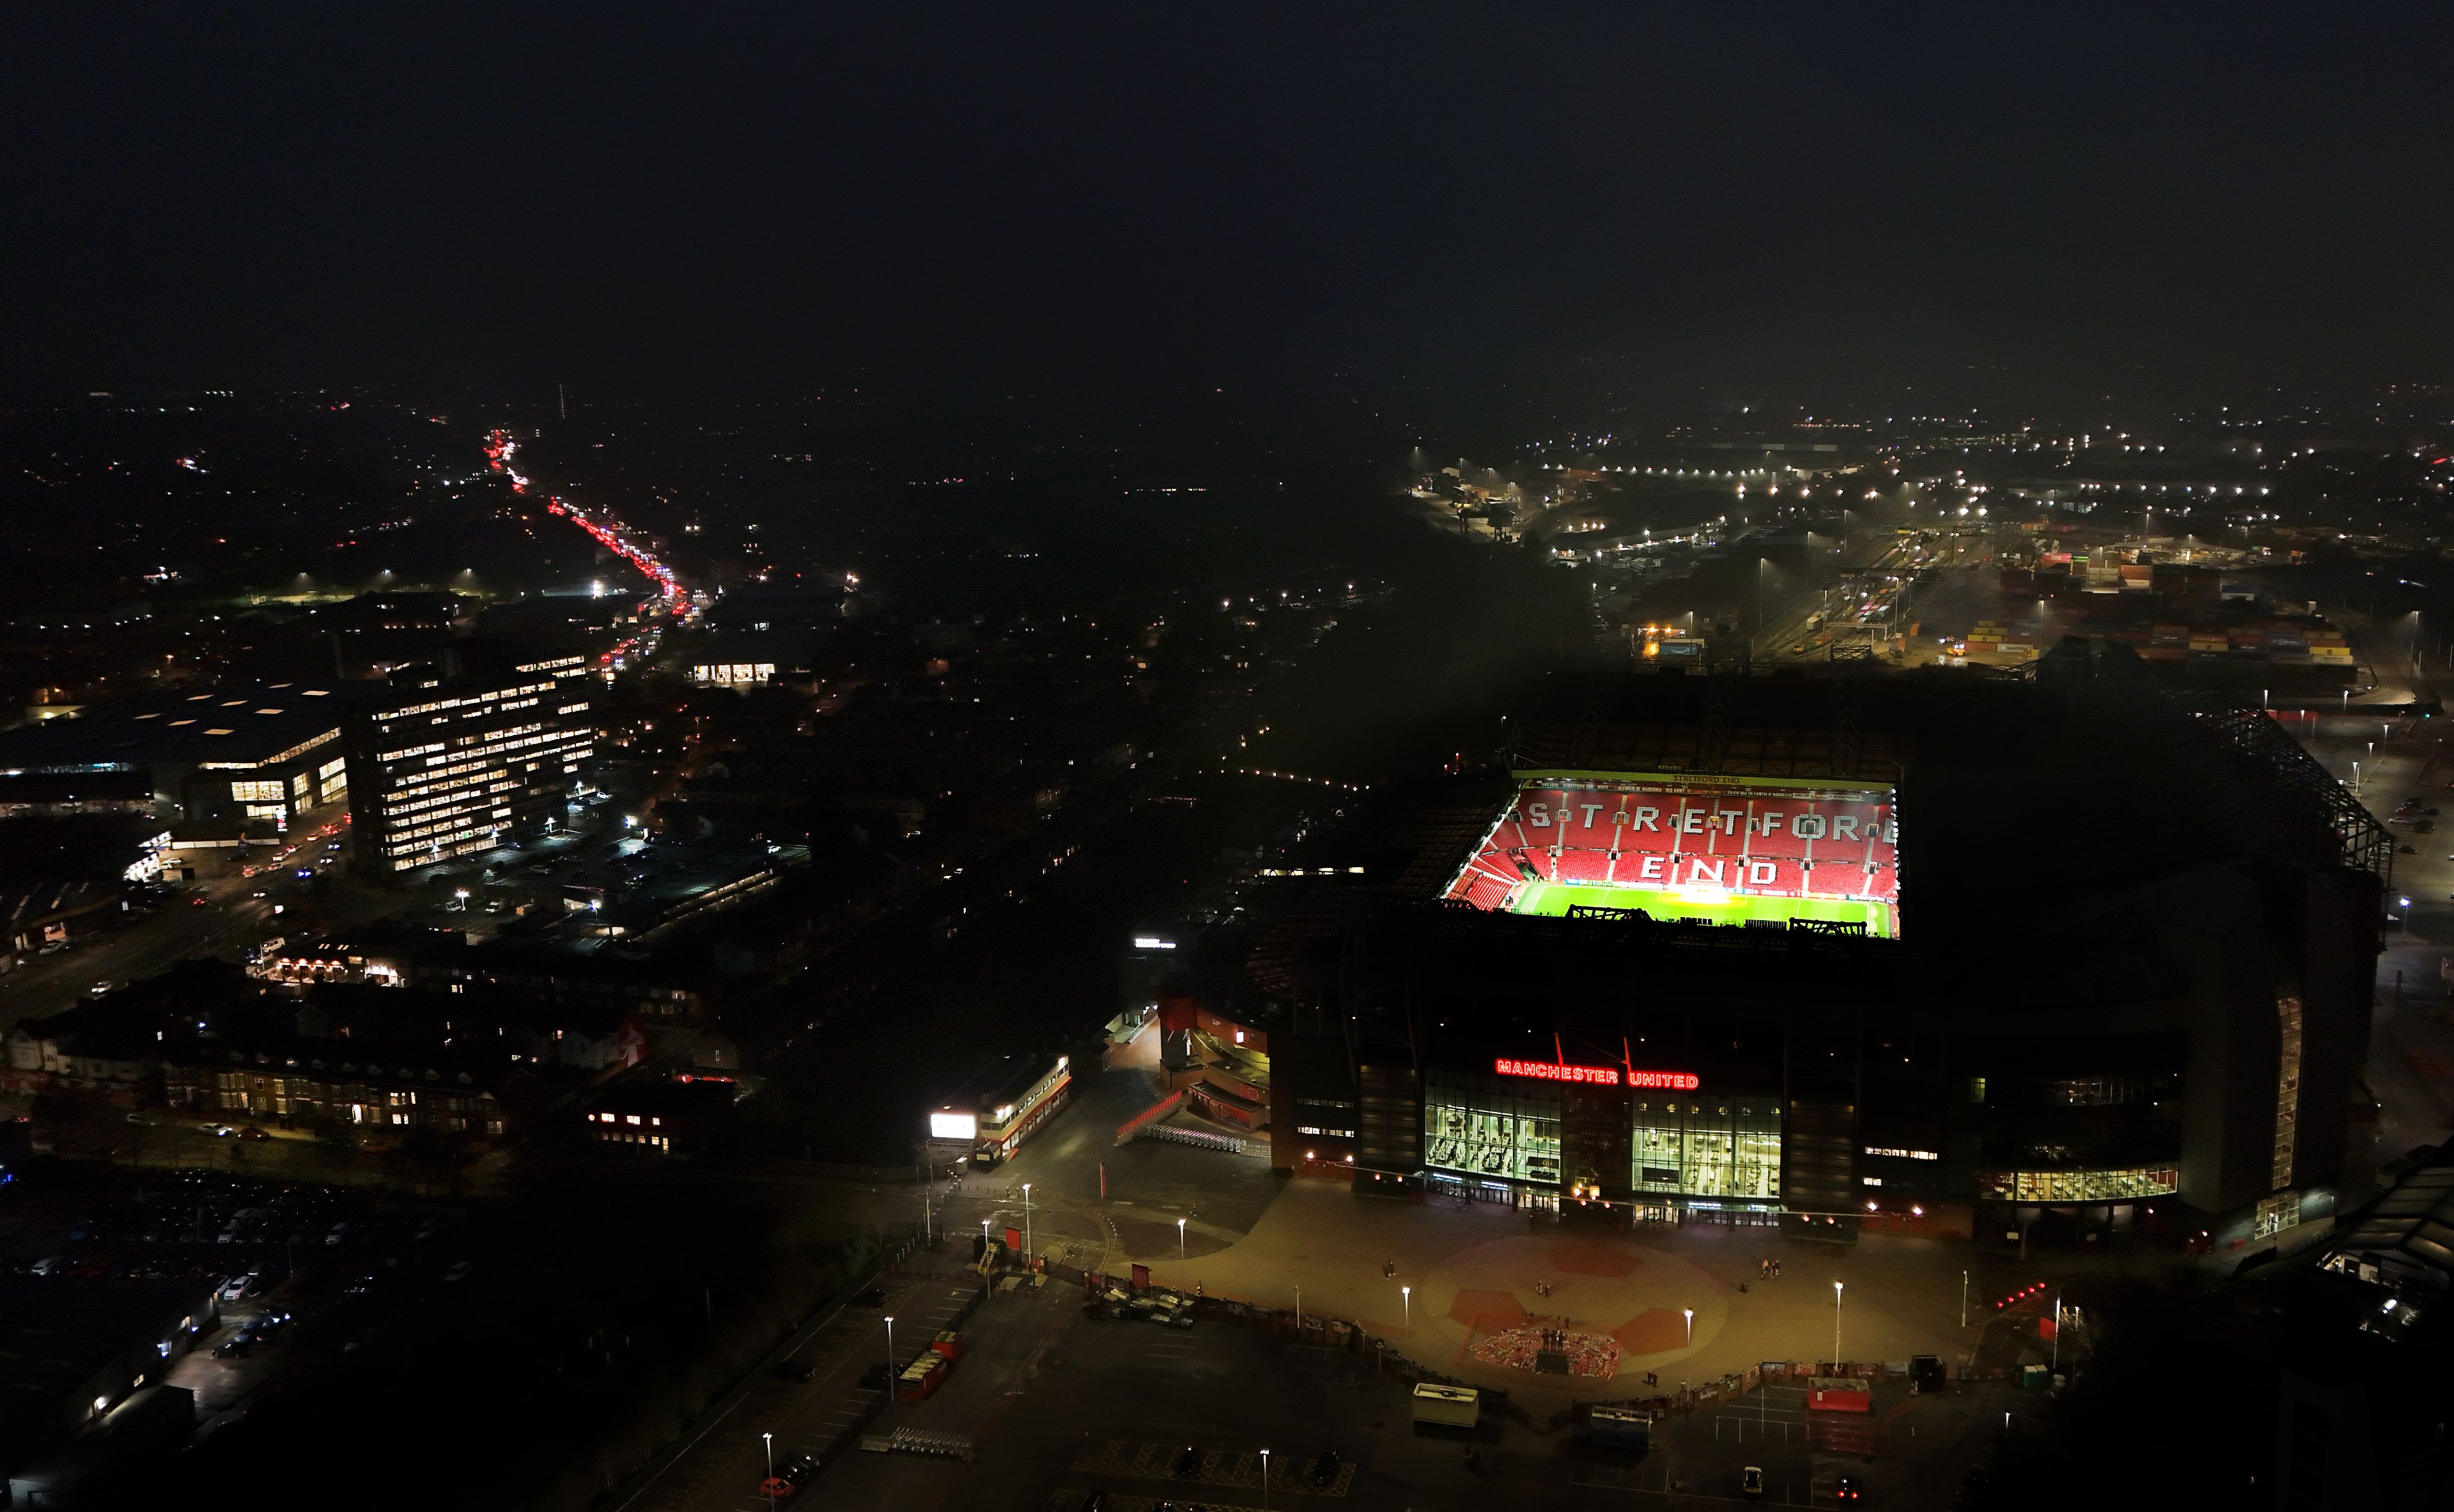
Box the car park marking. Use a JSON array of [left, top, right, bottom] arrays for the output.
[[1047, 1495, 1272, 1512], [1071, 1441, 1353, 1497]]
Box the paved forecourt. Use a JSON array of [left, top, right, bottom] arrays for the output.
[[1126, 1179, 1975, 1406]]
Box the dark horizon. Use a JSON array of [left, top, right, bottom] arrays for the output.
[[7, 6, 2454, 412]]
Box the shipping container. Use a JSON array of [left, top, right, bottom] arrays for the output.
[[1807, 1377, 1872, 1413], [1412, 1383, 1480, 1429], [1587, 1405, 1652, 1449], [896, 1355, 948, 1400]]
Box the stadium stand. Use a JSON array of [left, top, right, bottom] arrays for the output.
[[1455, 781, 1899, 910]]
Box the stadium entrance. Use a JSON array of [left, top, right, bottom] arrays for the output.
[[1426, 1172, 1560, 1213]]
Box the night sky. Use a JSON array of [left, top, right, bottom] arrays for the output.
[[6, 4, 2452, 407]]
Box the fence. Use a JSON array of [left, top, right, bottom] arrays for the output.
[[1112, 1090, 1184, 1143], [1134, 1123, 1257, 1156]]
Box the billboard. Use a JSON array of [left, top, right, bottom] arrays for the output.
[[929, 1111, 978, 1141]]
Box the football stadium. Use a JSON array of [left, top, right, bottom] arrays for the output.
[[1177, 650, 2394, 1252]]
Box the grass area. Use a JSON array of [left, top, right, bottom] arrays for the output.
[[1512, 880, 1894, 937]]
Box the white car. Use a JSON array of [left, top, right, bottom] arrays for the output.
[[325, 1222, 350, 1246]]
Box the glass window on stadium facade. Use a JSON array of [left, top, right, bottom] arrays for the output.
[[1630, 1094, 1782, 1203], [1975, 1165, 2178, 1202], [1423, 1071, 1561, 1187]]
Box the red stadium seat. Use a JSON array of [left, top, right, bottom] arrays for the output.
[[1458, 784, 1898, 911]]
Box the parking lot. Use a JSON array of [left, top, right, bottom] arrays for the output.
[[1, 1162, 472, 1432]]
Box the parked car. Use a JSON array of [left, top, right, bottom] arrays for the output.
[[443, 1260, 472, 1283], [1742, 1465, 1764, 1499], [325, 1222, 350, 1246], [1173, 1445, 1203, 1478], [1309, 1448, 1341, 1485]]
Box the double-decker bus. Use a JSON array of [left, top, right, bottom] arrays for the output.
[[926, 1053, 1072, 1167]]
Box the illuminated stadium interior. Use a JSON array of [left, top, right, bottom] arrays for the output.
[[1442, 773, 1900, 937]]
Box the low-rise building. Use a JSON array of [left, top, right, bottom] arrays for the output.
[[582, 1076, 739, 1156], [0, 1277, 215, 1480]]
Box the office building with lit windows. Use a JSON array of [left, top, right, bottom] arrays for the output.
[[0, 681, 383, 834], [347, 646, 596, 873]]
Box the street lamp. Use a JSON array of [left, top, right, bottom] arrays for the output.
[[883, 1316, 895, 1383], [1021, 1182, 1033, 1262], [1401, 1284, 1411, 1326], [1683, 1307, 1693, 1347], [1295, 1286, 1301, 1330], [1177, 1216, 1187, 1257], [762, 1430, 773, 1484], [1833, 1281, 1844, 1366], [1260, 1447, 1271, 1511]]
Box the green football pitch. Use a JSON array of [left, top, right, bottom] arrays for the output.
[[1511, 880, 1894, 938]]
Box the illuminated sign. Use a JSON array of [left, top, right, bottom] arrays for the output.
[[1492, 1058, 1698, 1090], [1493, 1057, 1619, 1084], [929, 1111, 977, 1141]]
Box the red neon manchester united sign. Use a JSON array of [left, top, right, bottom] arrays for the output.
[[1491, 1057, 1699, 1090]]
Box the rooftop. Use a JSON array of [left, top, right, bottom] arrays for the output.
[[0, 1276, 213, 1459], [0, 681, 389, 773]]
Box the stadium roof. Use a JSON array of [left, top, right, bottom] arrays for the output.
[[2324, 1149, 2454, 1286], [1206, 672, 2388, 1018]]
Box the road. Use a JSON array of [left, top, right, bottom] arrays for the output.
[[0, 830, 359, 1034], [1747, 529, 1985, 664], [2285, 710, 2454, 1169]]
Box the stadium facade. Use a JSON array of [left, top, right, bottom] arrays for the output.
[[1254, 662, 2385, 1247]]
